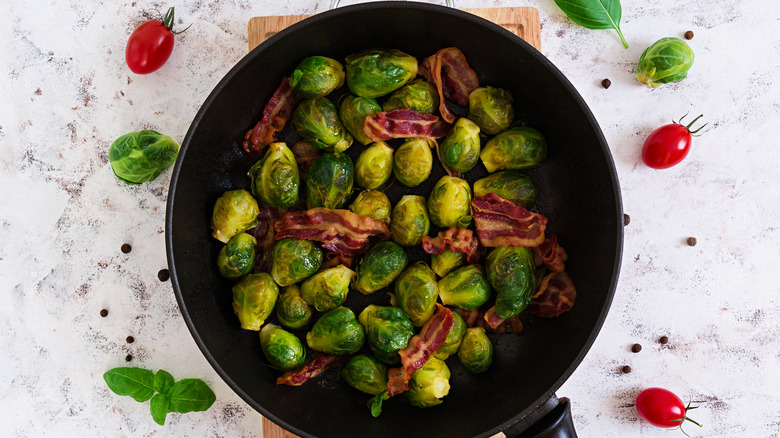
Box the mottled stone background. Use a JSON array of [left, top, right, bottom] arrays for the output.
[[1, 0, 779, 436]]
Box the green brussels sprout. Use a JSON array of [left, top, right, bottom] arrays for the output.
[[216, 232, 257, 280], [485, 246, 536, 319], [355, 142, 393, 189], [430, 249, 467, 278], [276, 285, 313, 330], [247, 142, 299, 209], [342, 354, 388, 395], [270, 238, 323, 287], [390, 195, 430, 246], [345, 48, 418, 98], [339, 95, 382, 146], [354, 241, 408, 294], [306, 152, 354, 209], [393, 138, 434, 187], [306, 307, 365, 355], [231, 273, 279, 331], [289, 56, 345, 99], [394, 262, 438, 326], [473, 170, 538, 209], [480, 126, 548, 173], [439, 118, 481, 173], [300, 264, 355, 312], [404, 357, 450, 408], [635, 37, 694, 88], [468, 87, 514, 135], [358, 305, 414, 364], [349, 190, 391, 225], [211, 189, 260, 243], [437, 264, 491, 310], [427, 176, 472, 228], [259, 323, 306, 371], [291, 98, 354, 152], [109, 130, 179, 185], [458, 327, 493, 374], [434, 311, 466, 360], [382, 79, 439, 114]]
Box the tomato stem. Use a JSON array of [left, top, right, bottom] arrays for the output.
[[676, 112, 707, 137], [160, 6, 192, 34]]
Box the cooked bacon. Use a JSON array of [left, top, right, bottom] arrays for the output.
[[535, 233, 568, 272], [421, 47, 480, 123], [422, 227, 479, 263], [453, 307, 482, 327], [363, 109, 450, 143], [320, 251, 356, 270], [243, 77, 301, 156], [247, 205, 282, 273], [483, 306, 505, 330], [483, 306, 523, 334], [276, 354, 348, 386], [275, 208, 391, 256], [472, 193, 548, 247], [528, 271, 577, 318], [290, 140, 322, 180]]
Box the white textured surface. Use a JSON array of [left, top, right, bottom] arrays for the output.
[[2, 0, 779, 437]]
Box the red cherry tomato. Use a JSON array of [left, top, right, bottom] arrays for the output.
[[641, 114, 706, 169], [636, 388, 702, 430], [126, 7, 189, 74]]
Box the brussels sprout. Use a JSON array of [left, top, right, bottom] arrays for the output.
[[345, 48, 418, 98], [342, 354, 388, 395], [216, 232, 257, 280], [289, 56, 345, 99], [437, 264, 491, 311], [430, 250, 467, 278], [485, 246, 536, 319], [390, 195, 430, 246], [434, 311, 466, 360], [306, 307, 365, 355], [405, 357, 450, 408], [271, 238, 323, 287], [393, 138, 434, 187], [382, 79, 439, 114], [439, 118, 481, 173], [300, 264, 355, 312], [458, 327, 493, 374], [276, 285, 313, 330], [358, 305, 414, 364], [394, 262, 438, 326], [427, 176, 472, 228], [480, 126, 548, 173], [473, 170, 538, 209], [349, 190, 391, 225], [109, 130, 179, 185], [354, 241, 408, 295], [259, 323, 306, 371], [635, 37, 694, 88], [339, 95, 382, 146], [247, 142, 299, 209], [291, 98, 353, 152], [211, 189, 260, 243], [355, 142, 393, 190], [231, 273, 279, 331], [468, 87, 514, 135], [306, 152, 354, 209]]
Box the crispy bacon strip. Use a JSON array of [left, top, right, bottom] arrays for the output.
[[483, 306, 523, 334], [421, 227, 479, 263], [320, 251, 356, 270], [472, 193, 548, 247], [247, 205, 282, 273], [242, 77, 301, 156], [528, 272, 577, 318], [363, 109, 451, 143], [453, 307, 481, 327], [421, 47, 480, 123], [275, 208, 391, 256], [290, 140, 322, 180], [535, 233, 568, 273], [276, 354, 348, 386]]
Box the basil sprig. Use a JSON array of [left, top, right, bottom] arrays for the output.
[[553, 0, 628, 48], [104, 367, 216, 425]]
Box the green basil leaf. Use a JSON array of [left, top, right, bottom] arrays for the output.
[[150, 393, 171, 425], [553, 0, 628, 48], [103, 367, 156, 402], [167, 379, 217, 413], [154, 370, 175, 394]]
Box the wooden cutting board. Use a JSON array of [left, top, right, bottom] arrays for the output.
[[248, 7, 540, 438]]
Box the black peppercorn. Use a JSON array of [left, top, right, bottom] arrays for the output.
[[121, 244, 132, 254], [100, 309, 108, 317], [684, 30, 694, 40], [631, 343, 642, 353], [157, 269, 170, 282], [601, 78, 611, 89]]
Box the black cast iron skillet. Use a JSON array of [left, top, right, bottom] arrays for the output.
[[166, 2, 623, 437]]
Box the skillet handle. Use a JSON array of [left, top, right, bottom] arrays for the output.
[[503, 396, 578, 438], [329, 0, 455, 9]]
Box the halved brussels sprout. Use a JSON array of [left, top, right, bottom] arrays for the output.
[[345, 48, 418, 98], [289, 56, 345, 99], [433, 311, 466, 360], [480, 126, 547, 173], [439, 118, 481, 173], [306, 307, 365, 355], [211, 189, 260, 243], [485, 246, 536, 319], [468, 87, 514, 135], [394, 262, 438, 326], [349, 190, 391, 225], [259, 323, 306, 371], [458, 327, 493, 374], [391, 195, 430, 246], [354, 241, 408, 295], [217, 232, 257, 280], [358, 305, 414, 364], [300, 264, 355, 312], [437, 264, 491, 310], [427, 176, 472, 228], [404, 357, 450, 408], [393, 138, 434, 187], [109, 130, 179, 185], [231, 273, 279, 331], [430, 249, 467, 278], [355, 142, 393, 190], [339, 95, 382, 146], [291, 98, 353, 152], [270, 238, 323, 287], [247, 142, 299, 209], [473, 170, 537, 209], [276, 285, 313, 330], [382, 79, 439, 114], [635, 37, 694, 88], [306, 152, 354, 209], [342, 354, 388, 395]]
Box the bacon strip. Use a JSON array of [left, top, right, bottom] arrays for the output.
[[242, 77, 302, 156], [535, 233, 568, 273], [290, 140, 322, 181], [472, 193, 548, 248], [422, 227, 479, 263], [421, 47, 480, 123], [363, 109, 451, 143], [247, 205, 282, 273], [275, 208, 391, 256], [276, 354, 347, 386], [483, 306, 523, 334], [453, 307, 481, 327], [320, 251, 356, 270], [528, 272, 577, 318]]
